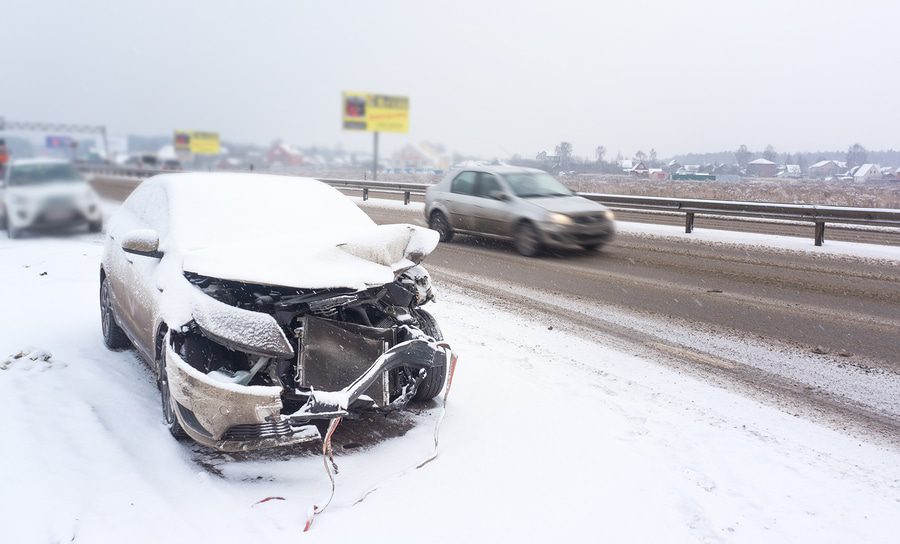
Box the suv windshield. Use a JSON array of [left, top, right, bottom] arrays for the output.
[[9, 163, 82, 187], [504, 172, 573, 198]]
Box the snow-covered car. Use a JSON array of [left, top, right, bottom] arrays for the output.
[[1, 158, 103, 238], [100, 173, 451, 451]]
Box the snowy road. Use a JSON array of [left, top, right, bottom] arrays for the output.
[[2, 224, 900, 543]]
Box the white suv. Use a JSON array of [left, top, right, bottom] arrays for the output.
[[1, 158, 103, 238]]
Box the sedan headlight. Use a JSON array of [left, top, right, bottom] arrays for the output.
[[548, 213, 573, 225], [604, 209, 615, 221]]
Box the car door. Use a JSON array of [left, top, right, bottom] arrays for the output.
[[471, 172, 515, 235], [127, 184, 169, 356], [447, 171, 478, 231]]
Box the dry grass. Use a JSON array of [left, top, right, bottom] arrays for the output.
[[561, 175, 900, 209]]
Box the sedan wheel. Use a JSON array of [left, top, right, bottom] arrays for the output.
[[514, 222, 542, 257], [100, 277, 130, 349], [158, 348, 187, 439], [428, 211, 454, 242]]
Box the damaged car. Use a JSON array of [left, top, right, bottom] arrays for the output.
[[100, 173, 451, 451]]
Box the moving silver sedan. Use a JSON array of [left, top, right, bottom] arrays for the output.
[[424, 165, 615, 256], [100, 173, 451, 451]]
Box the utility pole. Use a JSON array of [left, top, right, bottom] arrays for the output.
[[372, 131, 379, 181]]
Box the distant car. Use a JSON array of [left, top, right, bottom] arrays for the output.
[[424, 165, 615, 256], [161, 159, 182, 171], [0, 158, 103, 238], [100, 173, 450, 451]]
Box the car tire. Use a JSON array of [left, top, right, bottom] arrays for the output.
[[100, 276, 131, 350], [411, 308, 447, 402], [158, 347, 188, 439], [513, 221, 542, 257], [428, 211, 454, 243], [89, 219, 103, 233]]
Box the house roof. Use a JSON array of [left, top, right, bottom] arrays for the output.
[[854, 164, 881, 178], [748, 158, 776, 165]]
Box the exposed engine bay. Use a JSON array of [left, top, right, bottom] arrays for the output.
[[165, 265, 449, 449]]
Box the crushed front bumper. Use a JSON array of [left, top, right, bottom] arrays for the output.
[[165, 334, 449, 452]]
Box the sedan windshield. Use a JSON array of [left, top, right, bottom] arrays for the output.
[[504, 172, 573, 198], [9, 163, 83, 187]]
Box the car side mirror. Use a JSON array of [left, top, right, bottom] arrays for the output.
[[121, 229, 163, 258], [490, 190, 510, 201]]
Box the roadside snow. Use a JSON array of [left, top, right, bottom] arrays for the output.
[[1, 234, 900, 543]]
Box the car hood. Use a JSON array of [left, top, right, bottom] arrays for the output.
[[526, 195, 607, 214], [179, 223, 439, 291], [5, 182, 92, 201]]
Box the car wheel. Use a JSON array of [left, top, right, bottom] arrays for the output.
[[158, 347, 188, 439], [580, 243, 603, 252], [100, 276, 131, 350], [513, 222, 542, 257], [410, 308, 447, 402], [428, 211, 454, 242], [89, 219, 103, 233]]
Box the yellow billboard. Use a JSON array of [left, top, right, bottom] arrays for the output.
[[342, 92, 409, 133], [174, 130, 221, 155]]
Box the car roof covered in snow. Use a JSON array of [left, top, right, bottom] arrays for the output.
[[135, 172, 375, 250]]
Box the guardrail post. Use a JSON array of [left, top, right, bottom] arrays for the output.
[[685, 212, 695, 233], [814, 221, 825, 246], [404, 191, 410, 205], [363, 187, 369, 201]]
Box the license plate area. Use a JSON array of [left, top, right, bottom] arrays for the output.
[[298, 316, 396, 407]]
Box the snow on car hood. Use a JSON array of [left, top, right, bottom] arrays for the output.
[[528, 195, 608, 214], [180, 223, 439, 290]]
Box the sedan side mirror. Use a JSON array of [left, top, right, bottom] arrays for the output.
[[121, 229, 163, 258], [490, 190, 510, 201]]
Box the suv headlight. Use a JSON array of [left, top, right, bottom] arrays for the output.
[[548, 213, 573, 225], [604, 209, 615, 221]]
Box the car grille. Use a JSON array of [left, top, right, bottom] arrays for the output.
[[572, 214, 608, 225], [221, 420, 293, 441]]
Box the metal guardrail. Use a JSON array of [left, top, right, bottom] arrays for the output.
[[80, 166, 900, 246]]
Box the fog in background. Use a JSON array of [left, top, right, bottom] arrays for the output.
[[3, 0, 898, 158]]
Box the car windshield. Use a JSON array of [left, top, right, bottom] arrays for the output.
[[504, 172, 573, 198], [9, 163, 82, 187]]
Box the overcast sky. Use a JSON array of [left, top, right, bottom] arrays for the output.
[[3, 0, 898, 158]]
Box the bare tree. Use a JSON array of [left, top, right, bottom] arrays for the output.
[[635, 150, 647, 162], [762, 144, 777, 162], [846, 143, 867, 168], [536, 151, 548, 161], [595, 145, 606, 164], [555, 142, 573, 170], [735, 144, 752, 167], [649, 148, 658, 166]]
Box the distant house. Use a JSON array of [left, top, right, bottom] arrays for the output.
[[617, 159, 634, 171], [392, 142, 450, 171], [747, 158, 777, 177], [629, 160, 648, 174], [853, 163, 883, 182], [808, 160, 847, 179], [777, 164, 802, 179], [648, 168, 667, 180], [266, 141, 304, 167]]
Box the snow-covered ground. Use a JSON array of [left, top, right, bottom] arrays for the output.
[[2, 230, 900, 543]]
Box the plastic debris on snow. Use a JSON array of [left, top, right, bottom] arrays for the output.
[[1, 347, 58, 371]]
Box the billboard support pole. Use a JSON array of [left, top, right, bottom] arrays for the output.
[[372, 131, 379, 181]]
